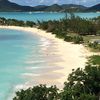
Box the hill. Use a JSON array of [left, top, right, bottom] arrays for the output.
[[1, 0, 100, 12], [0, 0, 34, 11], [43, 4, 87, 12], [61, 4, 87, 12], [44, 4, 62, 12], [33, 5, 48, 11], [86, 3, 100, 11], [0, 0, 87, 12]]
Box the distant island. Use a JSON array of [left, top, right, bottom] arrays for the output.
[[0, 0, 100, 12]]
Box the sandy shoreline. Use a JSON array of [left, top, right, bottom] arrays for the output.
[[0, 26, 90, 88]]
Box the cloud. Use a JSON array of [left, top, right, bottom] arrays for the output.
[[39, 0, 44, 3], [54, 0, 59, 4], [9, 0, 100, 7]]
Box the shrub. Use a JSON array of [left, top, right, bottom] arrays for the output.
[[73, 36, 83, 44], [96, 30, 100, 36], [13, 85, 59, 100], [64, 35, 73, 42], [88, 42, 99, 49]]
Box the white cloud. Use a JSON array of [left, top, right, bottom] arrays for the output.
[[54, 0, 59, 4], [39, 0, 44, 3], [9, 0, 100, 7]]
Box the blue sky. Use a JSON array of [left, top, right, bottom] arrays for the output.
[[9, 0, 100, 7]]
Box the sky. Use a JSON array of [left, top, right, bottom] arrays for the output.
[[9, 0, 100, 7]]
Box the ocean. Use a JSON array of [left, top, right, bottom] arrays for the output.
[[0, 12, 100, 100], [0, 12, 100, 22], [0, 28, 63, 100]]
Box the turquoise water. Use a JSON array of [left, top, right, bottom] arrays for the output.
[[0, 12, 100, 22], [0, 12, 100, 100], [0, 29, 48, 100], [0, 28, 62, 100], [0, 12, 65, 21]]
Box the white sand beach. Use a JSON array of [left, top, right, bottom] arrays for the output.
[[0, 26, 90, 88]]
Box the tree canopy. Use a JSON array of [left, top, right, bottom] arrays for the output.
[[13, 85, 59, 100], [13, 64, 100, 100]]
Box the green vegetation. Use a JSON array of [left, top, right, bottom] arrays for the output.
[[13, 63, 100, 100], [88, 42, 100, 52], [0, 13, 100, 51], [38, 14, 100, 46], [13, 85, 59, 100], [38, 13, 97, 35], [0, 17, 36, 27], [64, 35, 83, 44], [0, 14, 99, 100], [0, 13, 100, 50], [88, 55, 100, 65], [61, 64, 100, 100]]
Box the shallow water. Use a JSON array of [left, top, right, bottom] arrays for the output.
[[0, 29, 43, 99], [0, 29, 64, 100], [0, 12, 100, 99]]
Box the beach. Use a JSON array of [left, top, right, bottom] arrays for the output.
[[0, 26, 89, 88]]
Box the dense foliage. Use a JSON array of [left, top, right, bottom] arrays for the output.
[[38, 13, 100, 36], [38, 14, 100, 44], [13, 63, 100, 100], [0, 17, 36, 27], [13, 85, 59, 100], [88, 55, 100, 65], [0, 14, 99, 100], [88, 41, 100, 51], [61, 64, 100, 100], [0, 14, 100, 45]]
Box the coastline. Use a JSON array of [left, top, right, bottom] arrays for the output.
[[0, 26, 90, 88]]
